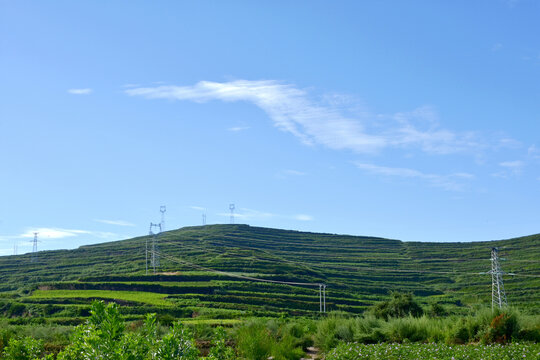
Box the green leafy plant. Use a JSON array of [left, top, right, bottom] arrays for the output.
[[371, 291, 424, 320], [2, 336, 44, 360], [206, 327, 235, 360]]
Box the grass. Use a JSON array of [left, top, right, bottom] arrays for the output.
[[29, 289, 172, 307], [0, 224, 538, 323]]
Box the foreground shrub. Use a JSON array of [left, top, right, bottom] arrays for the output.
[[383, 316, 429, 343], [155, 322, 199, 360], [235, 320, 272, 360], [206, 327, 235, 360], [483, 311, 519, 344], [313, 316, 343, 351], [57, 301, 199, 360], [234, 319, 306, 360], [2, 336, 44, 360]]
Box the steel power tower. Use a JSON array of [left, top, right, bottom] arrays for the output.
[[488, 247, 508, 310], [229, 204, 235, 224], [147, 223, 161, 275], [160, 206, 166, 232], [31, 232, 38, 262], [318, 284, 327, 313]]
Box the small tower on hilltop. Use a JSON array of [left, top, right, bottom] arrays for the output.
[[229, 204, 235, 224], [31, 232, 38, 262]]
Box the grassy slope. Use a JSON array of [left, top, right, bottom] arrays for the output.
[[0, 225, 538, 323]]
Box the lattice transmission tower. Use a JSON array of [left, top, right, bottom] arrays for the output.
[[488, 247, 508, 310], [229, 204, 235, 224], [147, 222, 162, 274], [31, 232, 39, 262], [160, 205, 166, 232]]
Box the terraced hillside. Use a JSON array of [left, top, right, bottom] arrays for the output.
[[0, 225, 539, 324]]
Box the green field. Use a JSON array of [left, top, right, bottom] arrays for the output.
[[29, 289, 172, 307], [0, 224, 539, 324]]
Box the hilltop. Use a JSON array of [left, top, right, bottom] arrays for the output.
[[0, 225, 539, 324]]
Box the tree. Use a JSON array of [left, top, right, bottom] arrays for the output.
[[371, 291, 424, 320]]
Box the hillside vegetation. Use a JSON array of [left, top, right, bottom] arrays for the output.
[[0, 225, 539, 324]]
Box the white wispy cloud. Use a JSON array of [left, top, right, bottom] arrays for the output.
[[190, 206, 206, 211], [216, 208, 313, 222], [355, 162, 474, 191], [294, 214, 313, 221], [498, 138, 521, 148], [284, 169, 306, 176], [125, 80, 480, 155], [499, 160, 524, 169], [492, 43, 503, 51], [0, 228, 118, 242], [19, 228, 91, 239], [528, 145, 540, 159], [275, 169, 308, 179], [218, 208, 275, 220], [0, 228, 121, 256], [68, 88, 93, 95], [228, 126, 250, 132], [494, 160, 525, 178], [94, 219, 136, 227]]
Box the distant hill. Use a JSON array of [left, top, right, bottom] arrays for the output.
[[0, 225, 538, 324]]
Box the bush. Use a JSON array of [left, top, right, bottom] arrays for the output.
[[2, 336, 44, 360], [483, 311, 519, 344], [57, 300, 199, 360], [384, 317, 429, 343], [271, 334, 304, 360], [371, 292, 424, 320], [428, 303, 448, 318], [351, 315, 386, 344], [235, 320, 273, 360], [206, 327, 235, 360], [7, 303, 26, 317], [155, 321, 199, 360]]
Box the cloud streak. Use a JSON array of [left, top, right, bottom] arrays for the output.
[[228, 126, 250, 132], [190, 206, 206, 211], [68, 88, 93, 95], [493, 160, 525, 178], [125, 80, 480, 155], [355, 162, 474, 191], [94, 219, 136, 227], [216, 207, 314, 222], [1, 228, 119, 242]]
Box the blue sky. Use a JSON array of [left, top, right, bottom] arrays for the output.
[[1, 0, 539, 255]]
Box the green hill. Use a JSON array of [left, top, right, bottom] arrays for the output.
[[1, 225, 539, 324]]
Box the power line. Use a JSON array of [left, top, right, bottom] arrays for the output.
[[155, 238, 540, 278], [156, 250, 321, 286], [152, 249, 328, 313]]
